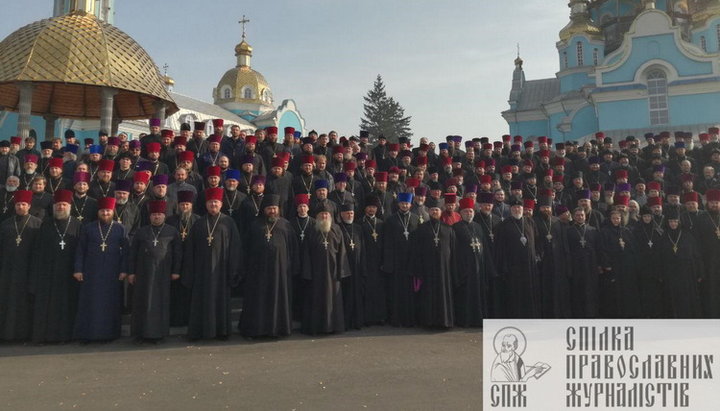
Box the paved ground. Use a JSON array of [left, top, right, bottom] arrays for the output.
[[0, 327, 483, 410]]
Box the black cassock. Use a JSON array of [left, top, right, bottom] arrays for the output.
[[290, 215, 316, 322], [0, 214, 42, 341], [533, 215, 569, 318], [361, 215, 386, 325], [494, 217, 541, 318], [695, 212, 720, 318], [453, 220, 494, 327], [564, 223, 600, 318], [632, 221, 664, 318], [240, 217, 300, 337], [381, 212, 421, 327], [658, 228, 703, 318], [29, 216, 82, 343], [339, 221, 365, 330], [182, 213, 243, 340], [411, 220, 455, 328], [166, 213, 199, 326], [474, 211, 501, 317], [301, 224, 350, 335], [128, 224, 182, 339], [598, 225, 640, 318]]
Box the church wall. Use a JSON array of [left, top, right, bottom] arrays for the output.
[[508, 119, 548, 139], [597, 98, 649, 130], [691, 19, 720, 53], [601, 34, 714, 84], [591, 0, 640, 22], [279, 111, 302, 135], [668, 92, 720, 125], [568, 105, 599, 141], [560, 71, 594, 93]]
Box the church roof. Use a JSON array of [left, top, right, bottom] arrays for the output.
[[170, 92, 254, 127], [514, 78, 561, 111]]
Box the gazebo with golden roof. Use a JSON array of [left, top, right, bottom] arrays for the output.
[[0, 3, 177, 139]]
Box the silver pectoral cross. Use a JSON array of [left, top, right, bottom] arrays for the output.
[[322, 239, 329, 249], [300, 232, 305, 241], [265, 232, 273, 242], [579, 238, 587, 248], [59, 240, 66, 250], [153, 239, 159, 247], [519, 235, 527, 246], [433, 236, 439, 247], [100, 241, 107, 252], [403, 230, 409, 240], [349, 240, 356, 250]]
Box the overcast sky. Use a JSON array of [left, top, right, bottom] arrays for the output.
[[2, 1, 570, 143]]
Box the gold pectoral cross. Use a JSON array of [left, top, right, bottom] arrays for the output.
[[207, 236, 214, 246], [100, 242, 107, 252]]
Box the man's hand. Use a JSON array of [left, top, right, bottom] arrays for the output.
[[119, 272, 127, 281], [171, 274, 180, 281], [127, 274, 135, 285], [73, 272, 83, 282]]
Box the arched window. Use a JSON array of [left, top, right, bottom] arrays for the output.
[[243, 87, 252, 99], [647, 70, 669, 126], [563, 51, 568, 69], [700, 36, 707, 52], [593, 48, 599, 65], [223, 88, 231, 99], [576, 41, 584, 66]]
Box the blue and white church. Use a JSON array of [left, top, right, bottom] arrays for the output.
[[503, 0, 720, 142]]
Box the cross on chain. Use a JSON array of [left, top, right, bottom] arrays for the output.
[[470, 237, 482, 253]]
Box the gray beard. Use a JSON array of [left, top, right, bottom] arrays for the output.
[[511, 212, 523, 220], [316, 219, 332, 234], [342, 218, 354, 224], [54, 209, 70, 220], [5, 185, 17, 192], [461, 213, 473, 223], [181, 210, 193, 220], [117, 198, 128, 205], [226, 186, 236, 192]]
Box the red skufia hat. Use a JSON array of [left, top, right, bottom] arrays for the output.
[[10, 136, 22, 145], [208, 135, 222, 144], [205, 187, 224, 202], [444, 193, 457, 204], [271, 157, 284, 168], [343, 161, 357, 171], [265, 126, 278, 134], [537, 136, 548, 143], [245, 135, 257, 144], [177, 190, 195, 204], [97, 197, 116, 210], [161, 129, 174, 138], [49, 157, 64, 169], [74, 171, 90, 184], [706, 189, 720, 202], [388, 166, 400, 175], [295, 194, 310, 206], [333, 145, 345, 154], [133, 172, 150, 184], [277, 152, 291, 162], [502, 134, 511, 142], [98, 159, 115, 172], [480, 174, 493, 184], [613, 194, 630, 206], [174, 136, 188, 146], [374, 171, 388, 182], [415, 157, 428, 165], [178, 151, 194, 163], [647, 181, 661, 191], [513, 135, 523, 143], [682, 192, 699, 203], [501, 165, 513, 173], [441, 156, 452, 165], [388, 143, 400, 151], [459, 197, 474, 210], [284, 127, 295, 135], [206, 166, 221, 177], [146, 142, 161, 153], [212, 119, 224, 129], [53, 189, 73, 204], [365, 160, 377, 168], [405, 178, 420, 188], [523, 199, 536, 209], [647, 196, 662, 207], [148, 200, 167, 214], [301, 155, 315, 165], [614, 169, 628, 179], [494, 141, 503, 148], [13, 190, 32, 204], [24, 154, 38, 164], [552, 174, 564, 183]]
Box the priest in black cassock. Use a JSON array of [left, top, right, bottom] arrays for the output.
[[166, 190, 199, 326], [30, 190, 82, 343], [182, 187, 243, 340], [411, 204, 455, 328], [696, 189, 720, 318], [453, 198, 494, 327], [0, 190, 42, 341], [71, 171, 98, 223], [474, 192, 501, 317], [338, 202, 365, 330], [128, 200, 182, 341], [240, 194, 300, 338], [564, 207, 601, 318], [632, 206, 664, 318], [300, 206, 350, 335], [289, 194, 314, 321], [493, 198, 541, 318], [382, 192, 421, 327], [361, 195, 386, 325], [73, 197, 129, 342], [533, 196, 569, 318], [598, 209, 640, 318]]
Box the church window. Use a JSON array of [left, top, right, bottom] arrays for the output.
[[243, 87, 252, 99], [223, 88, 231, 99], [700, 36, 707, 52], [576, 42, 584, 66], [593, 48, 599, 65], [563, 51, 568, 69], [647, 70, 669, 126]]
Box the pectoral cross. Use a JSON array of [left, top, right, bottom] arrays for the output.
[[471, 238, 482, 253], [322, 239, 329, 249], [433, 237, 439, 247], [207, 236, 213, 246], [349, 240, 356, 250], [77, 215, 84, 221], [100, 242, 107, 252], [15, 235, 22, 246], [546, 233, 552, 241], [419, 216, 424, 224], [117, 218, 122, 224], [648, 240, 653, 248], [181, 231, 187, 241], [265, 232, 273, 242], [403, 230, 409, 240], [579, 238, 587, 248], [673, 245, 678, 254], [2, 206, 6, 214], [489, 233, 494, 242], [300, 232, 305, 241], [59, 240, 66, 250], [153, 239, 159, 247], [371, 231, 378, 242], [519, 235, 527, 246], [619, 238, 625, 250]]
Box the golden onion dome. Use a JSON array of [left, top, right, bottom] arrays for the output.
[[163, 75, 175, 87], [559, 19, 603, 42], [235, 40, 253, 55], [0, 11, 177, 119], [691, 0, 720, 27], [215, 66, 273, 107]]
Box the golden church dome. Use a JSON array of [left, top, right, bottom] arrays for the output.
[[214, 38, 273, 108], [0, 11, 177, 119], [559, 20, 603, 42], [235, 40, 253, 55]]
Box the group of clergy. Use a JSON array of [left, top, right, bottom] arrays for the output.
[[1, 119, 720, 344]]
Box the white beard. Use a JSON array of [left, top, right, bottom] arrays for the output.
[[117, 198, 128, 205], [54, 209, 70, 220], [5, 185, 17, 192], [316, 219, 332, 234], [511, 211, 523, 220], [342, 218, 354, 224], [461, 213, 474, 223]]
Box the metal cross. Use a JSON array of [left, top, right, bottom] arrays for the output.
[[349, 240, 356, 250], [265, 232, 273, 242], [59, 240, 66, 250], [207, 236, 213, 246], [153, 239, 159, 247], [100, 242, 107, 252], [15, 236, 22, 246], [322, 239, 329, 249], [239, 15, 250, 40]]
